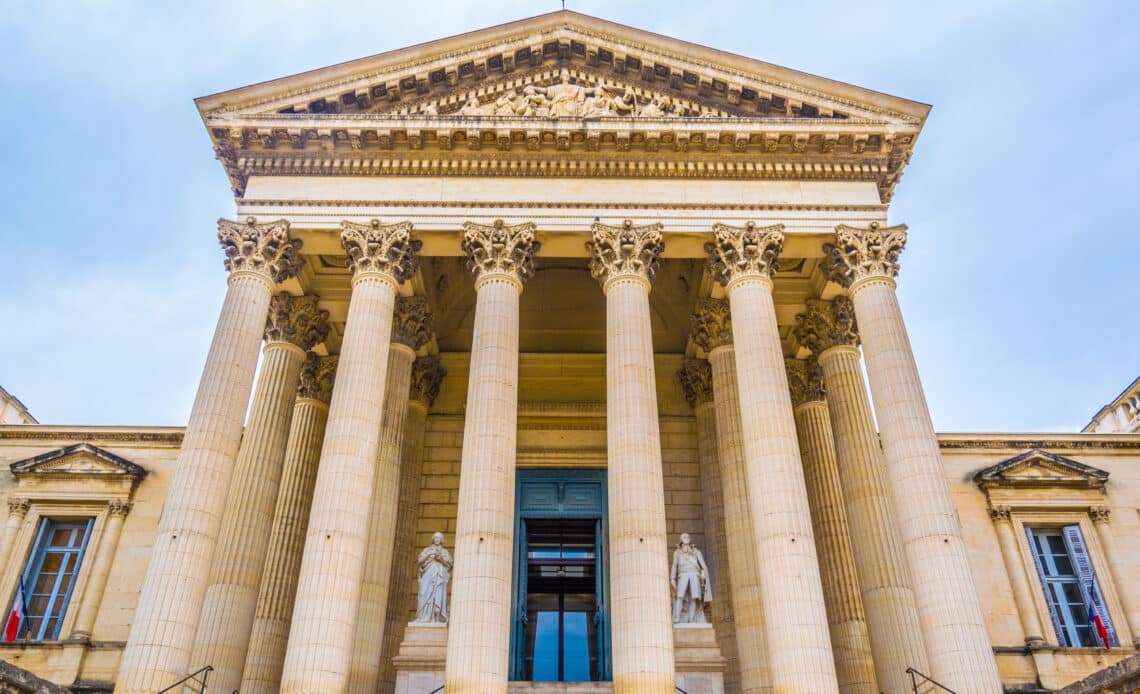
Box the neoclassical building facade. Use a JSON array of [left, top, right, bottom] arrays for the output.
[[1, 12, 1138, 694]]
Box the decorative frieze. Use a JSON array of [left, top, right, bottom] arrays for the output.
[[461, 219, 540, 286], [587, 219, 665, 288], [705, 222, 784, 286], [410, 356, 447, 407], [786, 357, 825, 408], [340, 219, 421, 282], [794, 297, 858, 355], [297, 354, 338, 404], [677, 359, 714, 409], [689, 298, 733, 353], [217, 217, 302, 284], [822, 222, 908, 288], [391, 297, 435, 351], [265, 294, 331, 351]]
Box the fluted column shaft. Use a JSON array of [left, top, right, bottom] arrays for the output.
[[348, 342, 417, 693], [816, 343, 928, 693], [0, 499, 30, 570], [708, 345, 770, 694], [71, 501, 131, 639], [988, 508, 1046, 648], [118, 218, 299, 693], [1089, 508, 1139, 644], [789, 380, 876, 694], [242, 357, 335, 694]]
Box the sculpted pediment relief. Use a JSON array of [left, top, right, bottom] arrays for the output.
[[974, 449, 1109, 490], [10, 443, 148, 481]]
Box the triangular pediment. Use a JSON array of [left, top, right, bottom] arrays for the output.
[[10, 443, 148, 480], [974, 449, 1109, 489]]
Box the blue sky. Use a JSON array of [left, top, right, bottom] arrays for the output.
[[1, 0, 1137, 431]]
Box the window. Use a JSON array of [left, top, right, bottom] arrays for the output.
[[1027, 526, 1118, 648], [13, 518, 94, 641]]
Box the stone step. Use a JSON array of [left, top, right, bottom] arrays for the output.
[[507, 682, 613, 694]]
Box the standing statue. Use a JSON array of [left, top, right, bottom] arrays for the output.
[[670, 532, 712, 624], [414, 531, 453, 624]]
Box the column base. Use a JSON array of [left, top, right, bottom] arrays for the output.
[[673, 624, 725, 694], [394, 623, 448, 694]]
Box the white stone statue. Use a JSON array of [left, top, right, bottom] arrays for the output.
[[530, 68, 600, 117], [414, 531, 452, 624], [670, 532, 712, 624]]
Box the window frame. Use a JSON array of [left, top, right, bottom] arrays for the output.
[[16, 516, 95, 642], [1025, 525, 1117, 648]]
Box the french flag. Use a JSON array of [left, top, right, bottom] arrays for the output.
[[1088, 593, 1111, 648], [4, 581, 25, 643]]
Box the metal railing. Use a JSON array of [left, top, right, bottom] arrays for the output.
[[156, 665, 214, 694], [906, 667, 957, 693]]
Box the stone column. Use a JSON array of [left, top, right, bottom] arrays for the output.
[[193, 294, 329, 693], [71, 500, 132, 640], [0, 498, 30, 569], [241, 354, 337, 694], [824, 223, 1002, 691], [678, 359, 739, 692], [280, 220, 420, 693], [796, 297, 929, 693], [348, 297, 434, 693], [690, 299, 770, 694], [786, 358, 877, 694], [987, 506, 1047, 648], [445, 220, 539, 694], [706, 222, 838, 692], [117, 218, 300, 693], [589, 220, 676, 694], [1089, 506, 1139, 644], [379, 356, 447, 693]]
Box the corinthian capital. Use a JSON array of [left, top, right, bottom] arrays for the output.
[[689, 298, 733, 353], [794, 297, 859, 355], [587, 220, 665, 288], [341, 219, 421, 283], [7, 498, 30, 517], [107, 499, 133, 519], [392, 296, 435, 351], [298, 353, 338, 404], [822, 222, 908, 288], [705, 222, 784, 287], [217, 217, 302, 283], [410, 355, 448, 407], [461, 219, 540, 287], [265, 294, 330, 351], [786, 357, 825, 407], [677, 359, 714, 409]]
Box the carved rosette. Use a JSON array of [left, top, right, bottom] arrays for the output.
[[297, 353, 338, 404], [705, 222, 784, 287], [786, 357, 826, 407], [392, 296, 435, 351], [689, 298, 733, 354], [264, 294, 331, 351], [677, 359, 714, 409], [107, 499, 133, 519], [340, 219, 421, 284], [822, 222, 908, 288], [586, 220, 665, 289], [794, 297, 859, 356], [461, 219, 540, 288], [217, 217, 302, 284], [7, 498, 30, 517], [410, 355, 448, 407], [987, 505, 1013, 523]]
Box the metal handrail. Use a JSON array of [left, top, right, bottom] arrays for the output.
[[156, 665, 214, 694], [906, 666, 957, 693], [427, 686, 444, 694], [676, 686, 690, 694]]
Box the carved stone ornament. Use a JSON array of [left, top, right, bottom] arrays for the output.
[[822, 222, 908, 288], [587, 219, 665, 287], [410, 355, 448, 407], [677, 359, 714, 408], [298, 353, 338, 404], [391, 296, 435, 351], [987, 505, 1013, 523], [1089, 506, 1111, 523], [689, 298, 733, 353], [7, 498, 30, 517], [340, 219, 421, 282], [786, 357, 825, 407], [217, 217, 302, 284], [461, 219, 540, 286], [107, 499, 133, 518], [705, 222, 785, 286], [265, 293, 330, 351], [794, 297, 858, 355]]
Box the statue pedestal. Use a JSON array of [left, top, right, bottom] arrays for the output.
[[673, 624, 725, 694], [393, 622, 448, 694]]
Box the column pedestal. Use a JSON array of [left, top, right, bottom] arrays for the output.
[[673, 625, 726, 694], [394, 624, 448, 694]]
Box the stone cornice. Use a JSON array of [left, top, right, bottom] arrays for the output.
[[0, 427, 184, 447], [938, 434, 1140, 451]]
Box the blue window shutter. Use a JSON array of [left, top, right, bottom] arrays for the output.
[[1062, 525, 1118, 647]]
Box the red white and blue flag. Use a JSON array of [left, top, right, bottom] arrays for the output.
[[4, 581, 25, 643], [1088, 591, 1112, 649]]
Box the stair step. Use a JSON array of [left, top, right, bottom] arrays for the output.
[[507, 683, 613, 693]]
